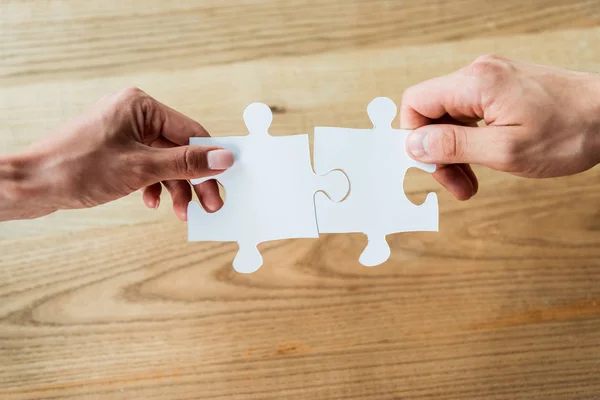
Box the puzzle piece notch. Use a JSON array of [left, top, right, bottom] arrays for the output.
[[314, 169, 349, 202], [358, 191, 438, 267], [313, 97, 439, 268], [188, 102, 349, 274]]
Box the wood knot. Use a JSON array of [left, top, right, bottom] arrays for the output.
[[274, 340, 311, 356], [268, 104, 287, 114]]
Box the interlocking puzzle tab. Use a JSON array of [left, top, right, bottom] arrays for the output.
[[187, 102, 349, 274], [313, 97, 438, 267]]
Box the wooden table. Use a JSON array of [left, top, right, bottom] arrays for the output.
[[2, 1, 600, 399]]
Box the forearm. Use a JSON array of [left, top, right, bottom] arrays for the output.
[[0, 153, 55, 221]]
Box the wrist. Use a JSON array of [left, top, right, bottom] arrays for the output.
[[0, 152, 55, 221], [0, 154, 27, 200]]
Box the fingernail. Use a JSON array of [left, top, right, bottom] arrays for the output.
[[207, 149, 234, 170], [153, 197, 160, 209], [204, 195, 224, 213], [204, 198, 219, 213], [408, 131, 429, 159]]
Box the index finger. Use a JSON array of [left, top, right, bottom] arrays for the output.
[[155, 100, 210, 145], [400, 70, 483, 129]]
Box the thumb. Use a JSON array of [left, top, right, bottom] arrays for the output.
[[406, 124, 513, 168], [143, 146, 234, 182]]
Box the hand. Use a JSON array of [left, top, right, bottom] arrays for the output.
[[0, 88, 233, 221], [401, 55, 600, 200]]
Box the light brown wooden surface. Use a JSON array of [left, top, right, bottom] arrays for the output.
[[1, 1, 600, 399]]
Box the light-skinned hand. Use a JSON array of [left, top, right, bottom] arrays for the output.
[[402, 55, 600, 200]]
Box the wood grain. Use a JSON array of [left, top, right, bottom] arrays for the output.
[[2, 1, 600, 399], [1, 0, 599, 85]]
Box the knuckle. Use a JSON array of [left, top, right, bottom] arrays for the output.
[[137, 96, 161, 132], [117, 86, 145, 102], [109, 87, 147, 112], [163, 180, 186, 195], [435, 126, 466, 160], [113, 87, 164, 141], [179, 147, 208, 176], [122, 88, 153, 114], [468, 54, 513, 84], [113, 87, 153, 116], [473, 54, 504, 64]]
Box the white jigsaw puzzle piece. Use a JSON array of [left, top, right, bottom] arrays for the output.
[[188, 102, 348, 274], [314, 97, 438, 267]]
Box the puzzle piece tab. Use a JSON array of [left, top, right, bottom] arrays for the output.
[[313, 97, 438, 267], [188, 102, 348, 274]]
